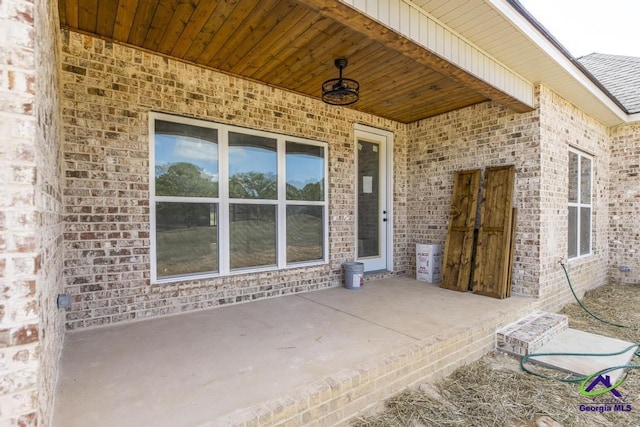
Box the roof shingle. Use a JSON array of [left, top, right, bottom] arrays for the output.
[[578, 53, 640, 114]]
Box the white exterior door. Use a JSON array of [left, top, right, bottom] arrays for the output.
[[355, 125, 393, 272]]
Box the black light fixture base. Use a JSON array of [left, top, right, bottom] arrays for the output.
[[334, 58, 348, 69]]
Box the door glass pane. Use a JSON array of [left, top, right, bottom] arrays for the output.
[[568, 151, 578, 203], [228, 132, 277, 199], [568, 206, 577, 258], [156, 202, 218, 278], [154, 120, 218, 197], [287, 206, 323, 263], [580, 207, 591, 255], [230, 204, 276, 269], [357, 140, 379, 258], [286, 142, 324, 201], [580, 156, 591, 203]]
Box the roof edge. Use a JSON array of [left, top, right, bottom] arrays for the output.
[[506, 0, 630, 115]]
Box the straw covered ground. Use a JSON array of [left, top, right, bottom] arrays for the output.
[[352, 283, 640, 427]]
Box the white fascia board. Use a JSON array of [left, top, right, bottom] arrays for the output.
[[487, 0, 629, 124], [341, 0, 535, 107], [627, 113, 640, 124]]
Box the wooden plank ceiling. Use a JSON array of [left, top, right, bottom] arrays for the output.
[[58, 0, 502, 123]]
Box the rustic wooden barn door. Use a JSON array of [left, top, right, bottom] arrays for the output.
[[472, 165, 515, 299], [440, 169, 481, 292]]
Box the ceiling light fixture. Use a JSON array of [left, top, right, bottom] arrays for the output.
[[322, 58, 359, 106]]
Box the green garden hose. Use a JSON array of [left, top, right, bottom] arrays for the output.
[[520, 262, 640, 383], [559, 261, 638, 331]]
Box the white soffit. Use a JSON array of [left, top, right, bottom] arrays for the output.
[[341, 0, 535, 108], [411, 0, 631, 126]]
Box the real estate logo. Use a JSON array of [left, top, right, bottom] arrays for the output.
[[578, 372, 633, 413]]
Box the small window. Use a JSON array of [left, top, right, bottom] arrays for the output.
[[150, 113, 328, 282], [568, 149, 592, 258]]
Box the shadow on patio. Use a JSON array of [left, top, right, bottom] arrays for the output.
[[52, 277, 536, 426]]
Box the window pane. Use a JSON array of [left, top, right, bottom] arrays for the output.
[[156, 202, 218, 277], [229, 132, 277, 199], [580, 156, 591, 204], [286, 142, 324, 201], [155, 120, 218, 197], [580, 207, 591, 255], [568, 152, 578, 203], [287, 206, 323, 263], [230, 204, 276, 269], [358, 140, 380, 258], [568, 206, 577, 258]]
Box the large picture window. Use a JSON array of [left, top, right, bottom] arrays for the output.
[[150, 113, 327, 282], [568, 149, 592, 259]]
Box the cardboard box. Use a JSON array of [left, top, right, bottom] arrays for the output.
[[416, 243, 443, 283]]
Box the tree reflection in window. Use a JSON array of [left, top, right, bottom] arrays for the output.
[[229, 132, 277, 199], [286, 142, 324, 201]]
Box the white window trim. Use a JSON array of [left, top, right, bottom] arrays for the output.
[[568, 147, 593, 260], [149, 112, 329, 284]]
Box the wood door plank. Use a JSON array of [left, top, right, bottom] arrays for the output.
[[506, 207, 517, 298], [440, 169, 481, 292], [472, 165, 515, 299]]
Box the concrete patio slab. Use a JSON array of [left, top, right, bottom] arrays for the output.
[[52, 277, 534, 426]]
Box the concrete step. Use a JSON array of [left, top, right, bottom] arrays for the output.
[[495, 311, 568, 356]]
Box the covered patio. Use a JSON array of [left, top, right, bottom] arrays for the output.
[[53, 278, 535, 426], [4, 0, 639, 425]]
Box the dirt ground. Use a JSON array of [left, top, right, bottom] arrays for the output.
[[352, 283, 640, 427]]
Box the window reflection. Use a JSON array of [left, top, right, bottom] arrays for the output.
[[155, 120, 218, 198], [156, 202, 218, 277], [230, 204, 276, 269], [229, 132, 277, 199], [580, 156, 591, 203], [580, 207, 591, 255], [286, 142, 324, 201], [287, 206, 323, 263], [568, 151, 578, 203]]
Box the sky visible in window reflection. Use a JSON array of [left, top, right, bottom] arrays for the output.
[[155, 134, 218, 180], [286, 153, 324, 188], [228, 145, 276, 176], [155, 131, 324, 196]]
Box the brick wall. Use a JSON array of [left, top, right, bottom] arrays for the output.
[[609, 123, 640, 284], [59, 30, 624, 330], [537, 84, 609, 306], [60, 30, 408, 330], [404, 84, 612, 301], [0, 0, 64, 425], [405, 99, 541, 296], [34, 0, 64, 423]]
